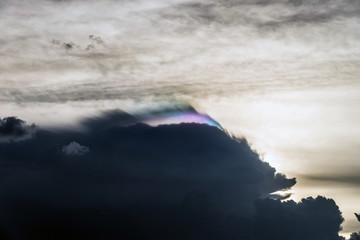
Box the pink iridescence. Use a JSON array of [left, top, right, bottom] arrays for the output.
[[142, 111, 222, 129]]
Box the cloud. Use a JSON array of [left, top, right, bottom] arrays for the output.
[[0, 116, 36, 142], [62, 141, 89, 156], [89, 35, 105, 46], [1, 0, 360, 104], [52, 35, 106, 53], [161, 0, 360, 28], [300, 173, 360, 187], [0, 108, 347, 239], [355, 213, 360, 222], [349, 232, 360, 240], [254, 196, 344, 240]]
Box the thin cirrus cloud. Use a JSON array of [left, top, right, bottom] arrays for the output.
[[0, 0, 360, 104], [0, 107, 349, 240], [300, 173, 360, 188]]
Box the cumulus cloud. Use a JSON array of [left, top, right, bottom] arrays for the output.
[[0, 116, 36, 142], [0, 108, 347, 239], [62, 141, 89, 156], [253, 196, 344, 240]]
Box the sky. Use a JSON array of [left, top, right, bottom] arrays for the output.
[[0, 0, 360, 238]]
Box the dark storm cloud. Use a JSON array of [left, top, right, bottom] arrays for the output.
[[0, 117, 36, 142], [349, 232, 360, 240], [268, 191, 292, 200], [355, 213, 360, 222], [253, 196, 344, 240], [0, 108, 347, 240]]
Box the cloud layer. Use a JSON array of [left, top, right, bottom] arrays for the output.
[[0, 109, 347, 239], [1, 0, 360, 103]]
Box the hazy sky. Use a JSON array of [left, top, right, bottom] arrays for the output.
[[1, 0, 360, 236]]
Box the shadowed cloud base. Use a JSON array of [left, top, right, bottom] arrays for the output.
[[0, 108, 350, 240]]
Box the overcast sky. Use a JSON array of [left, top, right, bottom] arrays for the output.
[[1, 0, 360, 237]]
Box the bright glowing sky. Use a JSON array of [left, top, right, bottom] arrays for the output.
[[1, 0, 360, 236]]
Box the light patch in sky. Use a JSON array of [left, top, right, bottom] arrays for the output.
[[198, 86, 360, 234]]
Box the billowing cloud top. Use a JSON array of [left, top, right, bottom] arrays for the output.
[[0, 109, 347, 240]]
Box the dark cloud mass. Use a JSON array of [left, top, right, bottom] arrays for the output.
[[350, 232, 360, 240], [0, 117, 36, 142], [0, 109, 347, 239]]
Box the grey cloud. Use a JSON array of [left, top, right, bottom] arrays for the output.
[[300, 173, 360, 187], [160, 0, 360, 28], [1, 0, 360, 105], [85, 44, 95, 51], [52, 35, 105, 52], [89, 35, 105, 45], [62, 141, 89, 155], [259, 7, 360, 28], [253, 196, 344, 240], [268, 192, 292, 200]]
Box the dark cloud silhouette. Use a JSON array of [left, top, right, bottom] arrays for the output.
[[349, 232, 360, 240], [355, 213, 360, 222], [0, 117, 36, 142], [0, 109, 347, 239], [253, 196, 344, 240]]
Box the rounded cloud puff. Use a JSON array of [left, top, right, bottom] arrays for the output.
[[62, 141, 89, 156]]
